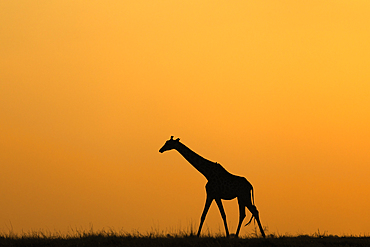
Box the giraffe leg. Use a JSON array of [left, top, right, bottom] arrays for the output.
[[197, 195, 213, 237], [215, 198, 230, 237], [246, 203, 266, 238], [235, 197, 246, 237]]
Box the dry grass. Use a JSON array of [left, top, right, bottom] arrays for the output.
[[1, 227, 370, 247]]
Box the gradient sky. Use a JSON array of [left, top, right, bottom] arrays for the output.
[[1, 1, 370, 236]]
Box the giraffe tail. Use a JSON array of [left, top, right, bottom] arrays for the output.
[[245, 187, 256, 226], [251, 187, 255, 205], [244, 214, 254, 226]]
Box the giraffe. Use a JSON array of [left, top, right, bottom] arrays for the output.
[[159, 136, 266, 238]]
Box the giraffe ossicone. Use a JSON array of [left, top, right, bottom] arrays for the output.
[[159, 136, 266, 238]]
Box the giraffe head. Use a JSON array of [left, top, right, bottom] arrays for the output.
[[159, 136, 180, 153]]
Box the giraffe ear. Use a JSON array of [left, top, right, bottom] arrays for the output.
[[175, 138, 180, 141]]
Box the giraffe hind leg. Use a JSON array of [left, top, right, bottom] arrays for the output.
[[246, 204, 266, 238], [235, 197, 246, 237]]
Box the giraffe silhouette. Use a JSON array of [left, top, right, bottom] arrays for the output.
[[159, 136, 266, 238]]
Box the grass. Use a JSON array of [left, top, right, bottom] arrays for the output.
[[1, 227, 370, 247]]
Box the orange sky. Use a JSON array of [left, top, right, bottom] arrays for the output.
[[1, 1, 370, 236]]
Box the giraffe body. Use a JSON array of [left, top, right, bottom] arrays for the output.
[[159, 136, 266, 238]]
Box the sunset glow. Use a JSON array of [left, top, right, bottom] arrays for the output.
[[1, 1, 370, 236]]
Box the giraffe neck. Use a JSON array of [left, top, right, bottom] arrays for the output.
[[174, 142, 219, 180]]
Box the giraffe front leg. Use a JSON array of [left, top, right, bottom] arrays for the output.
[[215, 198, 230, 237], [197, 195, 213, 237]]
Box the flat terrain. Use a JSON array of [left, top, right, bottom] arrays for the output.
[[1, 231, 370, 247]]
